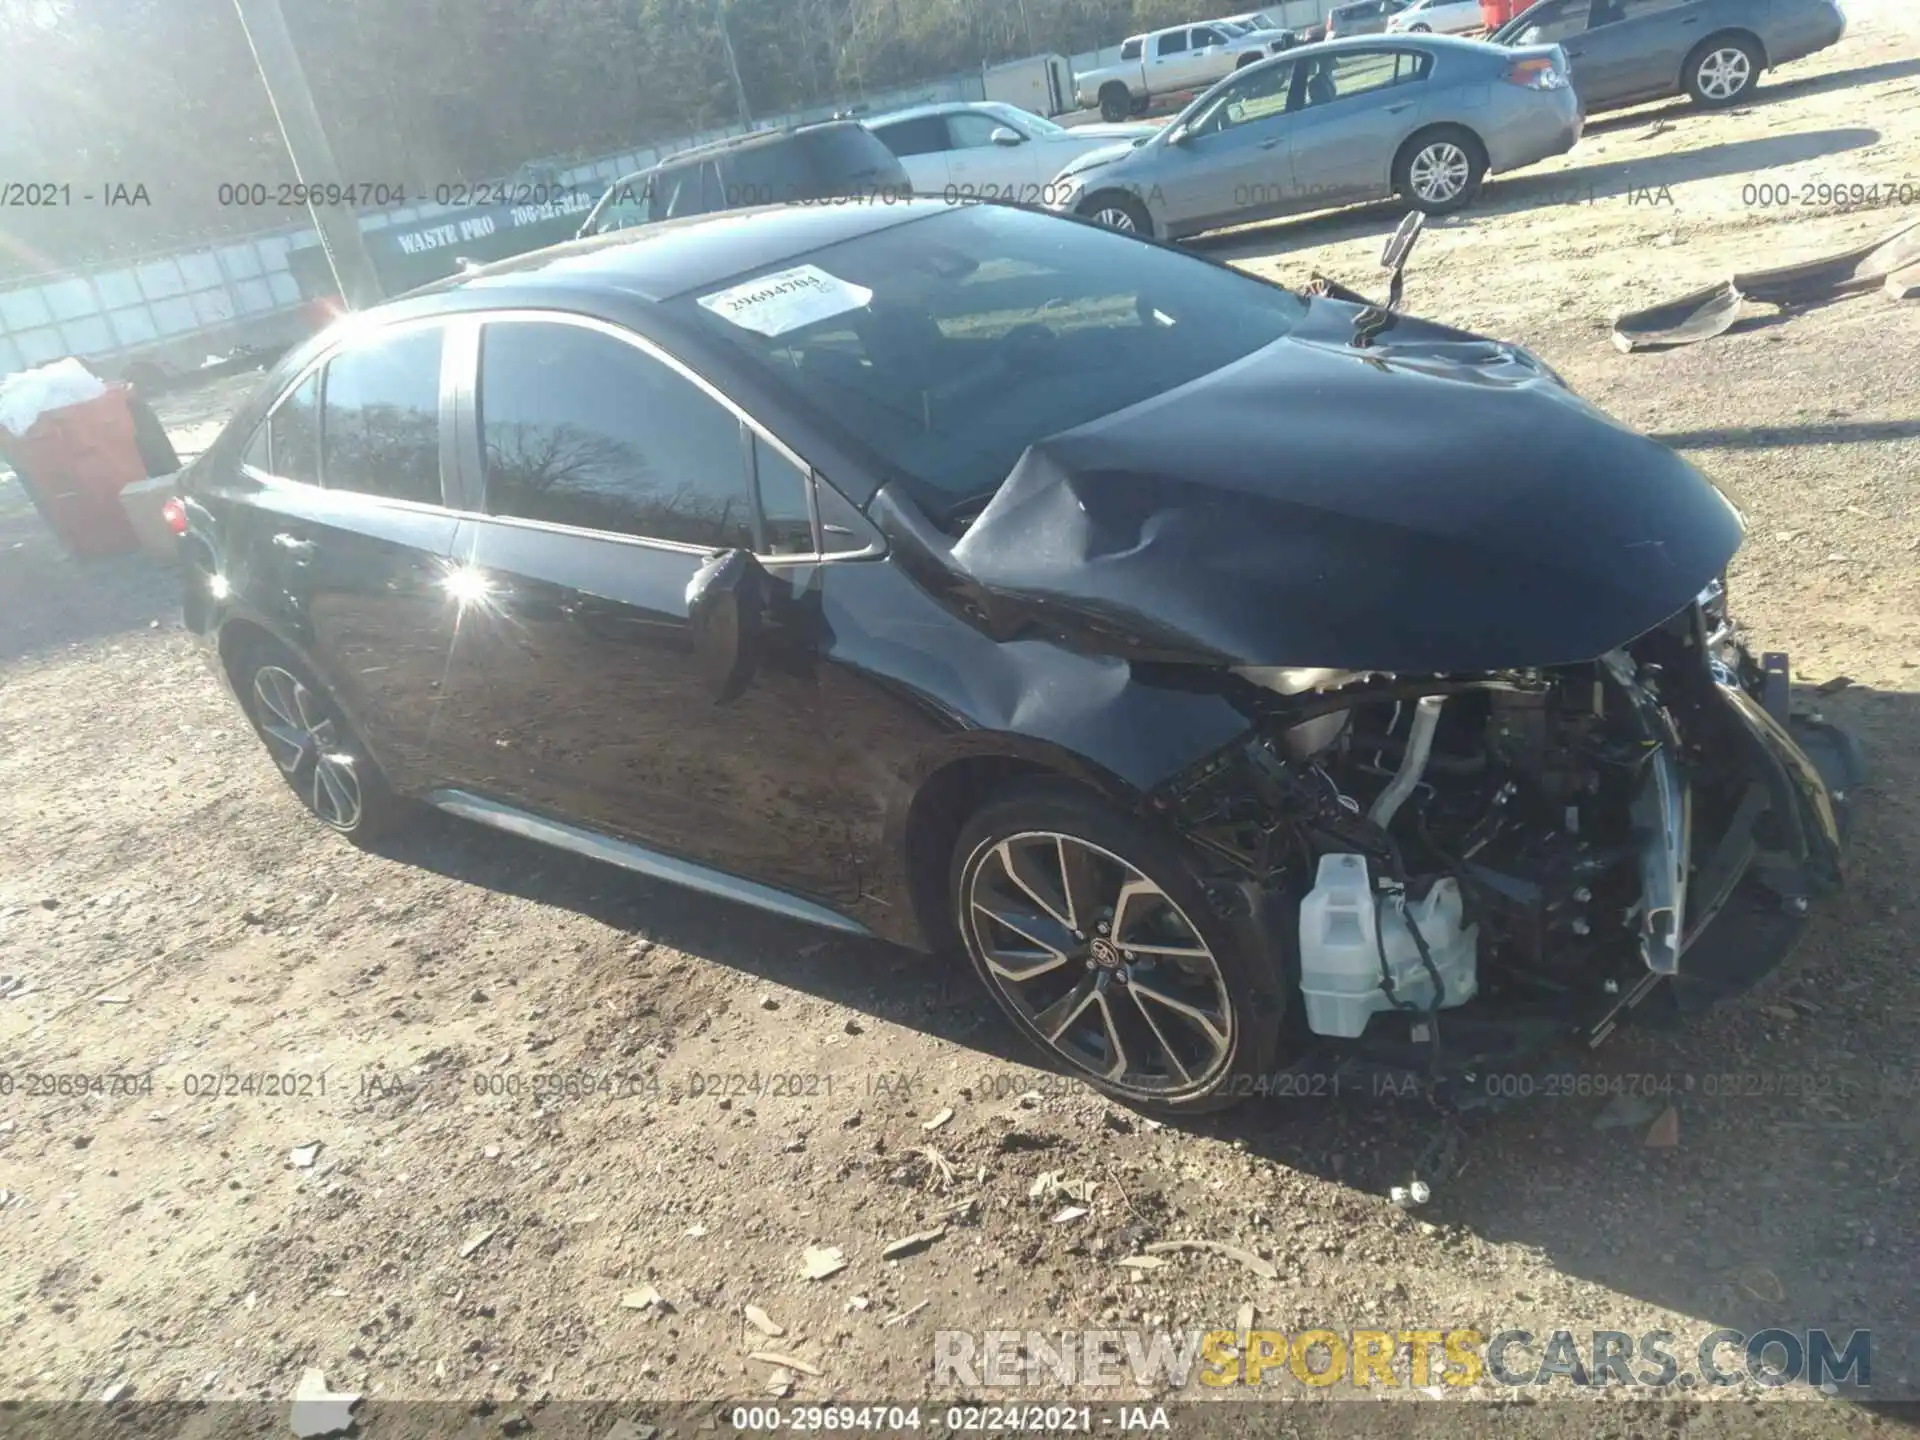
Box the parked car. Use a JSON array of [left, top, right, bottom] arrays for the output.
[[1048, 34, 1580, 236], [576, 122, 910, 236], [1075, 21, 1297, 121], [866, 101, 1158, 201], [175, 198, 1856, 1115], [1324, 0, 1411, 38], [1493, 0, 1847, 110], [1386, 0, 1487, 33]]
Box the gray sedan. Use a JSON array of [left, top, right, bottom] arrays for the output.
[[1492, 0, 1847, 112], [1046, 35, 1582, 240]]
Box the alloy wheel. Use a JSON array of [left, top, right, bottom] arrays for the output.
[[250, 665, 363, 829], [1089, 205, 1138, 232], [1409, 141, 1471, 204], [1696, 47, 1752, 100], [962, 831, 1234, 1095]]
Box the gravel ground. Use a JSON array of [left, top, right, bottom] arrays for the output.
[[3, 5, 1918, 1432]]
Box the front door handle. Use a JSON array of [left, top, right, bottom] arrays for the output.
[[1386, 102, 1413, 113]]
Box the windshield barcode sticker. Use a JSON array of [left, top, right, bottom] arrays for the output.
[[697, 264, 873, 336]]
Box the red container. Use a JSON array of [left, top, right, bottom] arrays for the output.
[[1481, 0, 1539, 29], [2, 384, 146, 557]]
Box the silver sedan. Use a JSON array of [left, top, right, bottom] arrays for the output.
[[1046, 34, 1583, 240]]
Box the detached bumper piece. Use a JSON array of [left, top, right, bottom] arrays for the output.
[[1663, 652, 1865, 1014]]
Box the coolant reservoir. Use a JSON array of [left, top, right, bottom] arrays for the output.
[[1297, 853, 1479, 1039]]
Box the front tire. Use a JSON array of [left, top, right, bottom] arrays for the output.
[[1685, 33, 1760, 107], [1394, 125, 1486, 214], [1078, 190, 1153, 237], [236, 639, 406, 844], [951, 784, 1284, 1115]]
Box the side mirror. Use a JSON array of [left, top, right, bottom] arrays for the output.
[[684, 548, 768, 703], [989, 126, 1024, 147]]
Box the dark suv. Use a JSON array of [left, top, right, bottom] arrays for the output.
[[578, 121, 912, 236]]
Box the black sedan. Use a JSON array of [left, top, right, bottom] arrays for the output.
[[177, 199, 1859, 1115]]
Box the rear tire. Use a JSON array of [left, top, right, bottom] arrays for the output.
[[950, 783, 1285, 1116], [1099, 84, 1132, 123], [234, 638, 407, 845], [1393, 124, 1486, 214], [1684, 33, 1761, 107], [1410, 22, 1432, 31]]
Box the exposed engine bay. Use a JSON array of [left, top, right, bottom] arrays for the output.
[[1156, 580, 1860, 1081]]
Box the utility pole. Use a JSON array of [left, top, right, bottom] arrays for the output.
[[713, 0, 754, 128], [231, 0, 386, 310]]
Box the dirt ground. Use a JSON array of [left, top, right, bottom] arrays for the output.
[[4, 4, 1919, 1432]]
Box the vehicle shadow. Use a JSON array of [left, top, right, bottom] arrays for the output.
[[376, 678, 1920, 1407], [1578, 55, 1920, 134], [1648, 417, 1920, 449], [1193, 126, 1880, 260]]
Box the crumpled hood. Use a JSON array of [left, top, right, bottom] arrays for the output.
[[946, 296, 1745, 672]]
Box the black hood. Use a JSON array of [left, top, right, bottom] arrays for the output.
[[945, 296, 1744, 672]]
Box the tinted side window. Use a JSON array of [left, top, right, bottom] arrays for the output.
[[873, 116, 950, 158], [753, 436, 814, 556], [479, 321, 753, 550], [1120, 37, 1143, 59], [947, 113, 1009, 149], [320, 329, 441, 503], [1157, 29, 1189, 54], [266, 372, 320, 484], [1192, 26, 1224, 45], [1512, 0, 1591, 39], [1299, 50, 1419, 107]]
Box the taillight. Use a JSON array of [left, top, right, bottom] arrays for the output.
[[162, 497, 187, 535], [1506, 57, 1569, 89]]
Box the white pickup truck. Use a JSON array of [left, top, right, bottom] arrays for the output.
[[1074, 20, 1298, 121]]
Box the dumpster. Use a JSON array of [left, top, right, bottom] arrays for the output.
[[0, 383, 148, 557], [1480, 0, 1539, 30]]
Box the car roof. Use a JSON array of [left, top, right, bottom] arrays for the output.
[[400, 199, 943, 309], [629, 119, 866, 173], [863, 100, 980, 126]]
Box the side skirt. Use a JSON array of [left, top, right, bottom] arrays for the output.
[[423, 789, 875, 938]]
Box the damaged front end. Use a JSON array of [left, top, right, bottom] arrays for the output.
[[1150, 581, 1863, 1087]]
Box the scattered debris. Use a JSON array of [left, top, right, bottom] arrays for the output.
[[620, 1285, 671, 1312], [1236, 1302, 1256, 1349], [1116, 1255, 1167, 1271], [1389, 1181, 1432, 1209], [100, 1378, 130, 1403], [744, 1303, 785, 1337], [1142, 1239, 1279, 1281], [766, 1367, 795, 1398], [96, 994, 130, 1005], [290, 1368, 360, 1439], [458, 1227, 495, 1259], [685, 1223, 708, 1238], [1738, 1266, 1786, 1304], [1644, 1106, 1680, 1148], [802, 1245, 847, 1280], [1050, 1206, 1089, 1225], [749, 1350, 823, 1378], [1614, 216, 1920, 351], [1815, 675, 1855, 695], [922, 1107, 954, 1132], [847, 1295, 871, 1312], [1593, 1091, 1664, 1131], [289, 1143, 322, 1169], [884, 1300, 931, 1328], [883, 1225, 947, 1260], [915, 1146, 956, 1191], [760, 994, 780, 1010]]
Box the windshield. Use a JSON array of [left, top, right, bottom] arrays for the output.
[[673, 204, 1306, 510], [982, 101, 1062, 135]]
